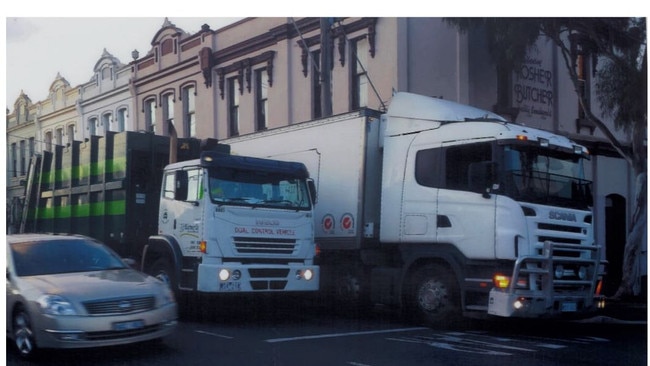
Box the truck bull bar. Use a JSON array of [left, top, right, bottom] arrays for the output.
[[488, 240, 602, 318]]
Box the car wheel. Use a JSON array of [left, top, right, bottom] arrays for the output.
[[405, 265, 460, 328], [13, 307, 38, 359]]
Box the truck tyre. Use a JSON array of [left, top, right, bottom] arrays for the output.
[[150, 258, 177, 292], [332, 266, 372, 316], [405, 265, 460, 327], [150, 257, 197, 319]]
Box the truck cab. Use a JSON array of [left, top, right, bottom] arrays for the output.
[[143, 151, 319, 295]]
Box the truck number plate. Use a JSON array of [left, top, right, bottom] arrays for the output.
[[560, 301, 577, 312], [113, 320, 145, 331], [219, 282, 241, 292]]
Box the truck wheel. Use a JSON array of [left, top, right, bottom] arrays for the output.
[[150, 258, 176, 291], [13, 307, 38, 359], [405, 265, 460, 327], [333, 268, 371, 315]]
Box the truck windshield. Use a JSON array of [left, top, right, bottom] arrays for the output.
[[208, 168, 311, 210], [499, 145, 592, 210]]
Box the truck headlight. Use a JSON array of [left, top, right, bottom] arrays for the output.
[[296, 269, 314, 281], [219, 269, 230, 281], [554, 265, 564, 279], [578, 266, 588, 280]]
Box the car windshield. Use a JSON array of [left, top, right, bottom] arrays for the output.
[[10, 239, 127, 276]]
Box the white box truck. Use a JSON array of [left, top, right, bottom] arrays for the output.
[[225, 92, 602, 325]]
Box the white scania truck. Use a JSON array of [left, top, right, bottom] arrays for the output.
[[224, 92, 603, 324]]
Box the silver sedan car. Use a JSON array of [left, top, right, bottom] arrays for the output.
[[6, 233, 178, 359]]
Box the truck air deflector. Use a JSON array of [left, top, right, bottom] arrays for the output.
[[201, 152, 309, 178]]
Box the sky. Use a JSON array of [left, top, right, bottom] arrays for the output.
[[4, 17, 243, 109]]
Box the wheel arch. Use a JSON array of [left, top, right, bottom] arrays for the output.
[[142, 235, 183, 279]]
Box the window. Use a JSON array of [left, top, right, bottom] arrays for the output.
[[183, 86, 196, 137], [116, 108, 127, 132], [576, 54, 591, 119], [67, 124, 75, 145], [186, 169, 202, 201], [228, 77, 240, 137], [311, 50, 322, 119], [350, 38, 369, 110], [255, 68, 269, 131], [163, 93, 174, 134], [101, 66, 111, 80], [11, 143, 17, 178], [144, 98, 156, 133], [162, 169, 202, 202], [161, 39, 174, 56], [45, 131, 52, 152], [20, 140, 26, 176], [444, 143, 492, 192], [88, 117, 97, 136], [163, 172, 176, 199], [29, 137, 35, 158], [55, 128, 63, 146], [102, 113, 112, 133], [415, 148, 442, 188]]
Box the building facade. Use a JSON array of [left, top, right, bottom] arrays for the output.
[[5, 17, 642, 295]]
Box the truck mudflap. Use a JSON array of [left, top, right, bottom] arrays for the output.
[[488, 241, 602, 318], [196, 263, 320, 293]]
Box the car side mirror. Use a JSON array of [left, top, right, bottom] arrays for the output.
[[122, 258, 138, 270]]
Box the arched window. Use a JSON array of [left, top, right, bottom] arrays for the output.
[[162, 93, 175, 134], [116, 108, 127, 132], [101, 66, 111, 80], [102, 113, 112, 133], [88, 117, 98, 137], [144, 98, 157, 133]]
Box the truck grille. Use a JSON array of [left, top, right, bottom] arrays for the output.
[[83, 296, 155, 315], [233, 237, 296, 255], [535, 222, 587, 257]]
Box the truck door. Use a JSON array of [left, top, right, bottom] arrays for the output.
[[401, 145, 442, 243], [436, 141, 497, 259], [159, 168, 204, 256]]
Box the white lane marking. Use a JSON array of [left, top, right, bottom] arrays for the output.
[[452, 331, 567, 350], [387, 336, 514, 356], [348, 362, 373, 366], [265, 327, 428, 343], [195, 330, 234, 339]]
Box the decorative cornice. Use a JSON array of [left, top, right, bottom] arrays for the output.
[[298, 18, 378, 78], [217, 51, 275, 99]]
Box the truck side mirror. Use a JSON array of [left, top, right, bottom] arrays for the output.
[[175, 170, 189, 201], [307, 179, 317, 204]]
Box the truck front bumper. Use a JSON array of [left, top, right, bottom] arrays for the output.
[[197, 263, 319, 293], [488, 289, 597, 318]]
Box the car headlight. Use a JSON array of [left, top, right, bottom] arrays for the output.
[[37, 294, 78, 316], [157, 284, 176, 307]]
